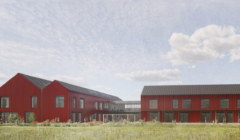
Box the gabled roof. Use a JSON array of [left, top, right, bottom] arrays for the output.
[[141, 84, 240, 96], [57, 80, 122, 101], [20, 73, 51, 89]]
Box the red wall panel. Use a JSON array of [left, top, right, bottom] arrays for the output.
[[0, 74, 42, 122]]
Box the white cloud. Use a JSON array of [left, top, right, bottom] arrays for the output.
[[0, 74, 8, 80], [166, 25, 240, 66], [159, 81, 183, 85], [91, 85, 112, 92], [116, 69, 181, 82], [133, 89, 142, 94], [188, 65, 196, 69], [32, 73, 87, 86]]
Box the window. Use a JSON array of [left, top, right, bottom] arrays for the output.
[[104, 102, 109, 110], [94, 113, 96, 120], [183, 99, 191, 109], [1, 97, 9, 108], [100, 102, 102, 110], [78, 112, 82, 123], [73, 97, 76, 108], [173, 99, 178, 109], [55, 96, 64, 107], [201, 98, 210, 108], [220, 98, 229, 108], [98, 113, 101, 121], [31, 96, 37, 108], [95, 101, 98, 110], [238, 99, 240, 108], [72, 112, 76, 123], [80, 98, 84, 108], [149, 99, 157, 109]]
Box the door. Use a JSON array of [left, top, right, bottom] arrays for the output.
[[1, 112, 18, 123], [202, 112, 211, 123], [98, 113, 101, 121], [165, 112, 174, 122], [25, 112, 34, 123], [150, 112, 159, 121], [227, 112, 233, 123], [78, 112, 82, 123], [72, 112, 76, 123], [216, 112, 225, 123], [180, 112, 188, 122]]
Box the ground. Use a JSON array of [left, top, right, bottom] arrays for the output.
[[0, 122, 240, 140]]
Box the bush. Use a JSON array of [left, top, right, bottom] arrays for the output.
[[8, 114, 20, 123], [67, 119, 72, 123], [28, 113, 36, 123]]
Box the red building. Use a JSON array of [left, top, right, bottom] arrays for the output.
[[0, 73, 121, 123], [141, 85, 240, 123]]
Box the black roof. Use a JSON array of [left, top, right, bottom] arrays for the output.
[[57, 80, 122, 101], [141, 84, 240, 96], [20, 73, 51, 89]]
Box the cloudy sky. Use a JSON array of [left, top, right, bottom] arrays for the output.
[[1, 0, 240, 101]]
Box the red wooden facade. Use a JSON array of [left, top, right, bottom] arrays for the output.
[[0, 73, 115, 123], [0, 73, 42, 122], [141, 95, 240, 123]]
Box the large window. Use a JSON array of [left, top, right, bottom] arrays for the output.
[[94, 113, 96, 120], [173, 99, 178, 109], [220, 98, 229, 108], [1, 97, 9, 108], [55, 96, 64, 107], [73, 97, 76, 108], [98, 113, 101, 121], [201, 98, 209, 108], [183, 99, 191, 109], [95, 101, 98, 110], [100, 102, 102, 110], [104, 102, 108, 110], [72, 112, 76, 123], [149, 99, 157, 109], [238, 99, 240, 108], [31, 96, 37, 108], [80, 98, 84, 108]]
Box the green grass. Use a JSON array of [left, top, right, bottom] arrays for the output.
[[1, 123, 240, 140]]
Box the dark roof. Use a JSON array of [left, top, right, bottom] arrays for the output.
[[141, 84, 240, 96], [20, 73, 51, 89], [57, 80, 122, 101]]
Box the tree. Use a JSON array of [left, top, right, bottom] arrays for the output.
[[28, 113, 36, 122]]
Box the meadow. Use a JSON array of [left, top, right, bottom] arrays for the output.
[[0, 122, 240, 140]]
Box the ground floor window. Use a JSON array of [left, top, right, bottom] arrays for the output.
[[98, 113, 101, 121], [227, 112, 233, 123], [179, 112, 188, 123], [1, 112, 18, 123], [78, 112, 82, 123], [72, 112, 76, 123], [150, 112, 159, 121], [165, 112, 174, 122], [216, 112, 225, 123], [201, 112, 211, 123], [25, 111, 34, 123]]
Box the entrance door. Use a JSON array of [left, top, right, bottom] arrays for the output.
[[216, 112, 225, 123], [201, 112, 211, 123], [78, 112, 82, 123], [1, 112, 18, 123], [227, 112, 233, 123], [25, 112, 34, 123], [165, 112, 174, 122], [150, 112, 159, 121], [72, 112, 76, 123], [180, 112, 188, 122]]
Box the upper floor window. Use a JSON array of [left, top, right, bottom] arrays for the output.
[[100, 102, 102, 110], [173, 99, 178, 109], [220, 98, 229, 108], [31, 96, 37, 108], [1, 97, 9, 108], [73, 97, 76, 108], [104, 102, 108, 110], [237, 98, 240, 108], [183, 99, 191, 109], [80, 98, 84, 108], [95, 101, 98, 110], [55, 96, 64, 107], [149, 99, 157, 109], [201, 98, 209, 108]]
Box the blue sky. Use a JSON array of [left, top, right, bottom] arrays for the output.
[[1, 0, 240, 101]]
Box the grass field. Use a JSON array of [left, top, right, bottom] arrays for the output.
[[1, 122, 240, 140]]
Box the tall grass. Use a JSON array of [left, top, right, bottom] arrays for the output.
[[0, 123, 240, 140]]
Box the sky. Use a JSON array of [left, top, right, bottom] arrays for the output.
[[1, 0, 240, 101]]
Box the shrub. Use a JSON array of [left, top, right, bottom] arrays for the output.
[[123, 119, 127, 124], [8, 114, 20, 123], [28, 113, 36, 123], [68, 119, 72, 123]]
